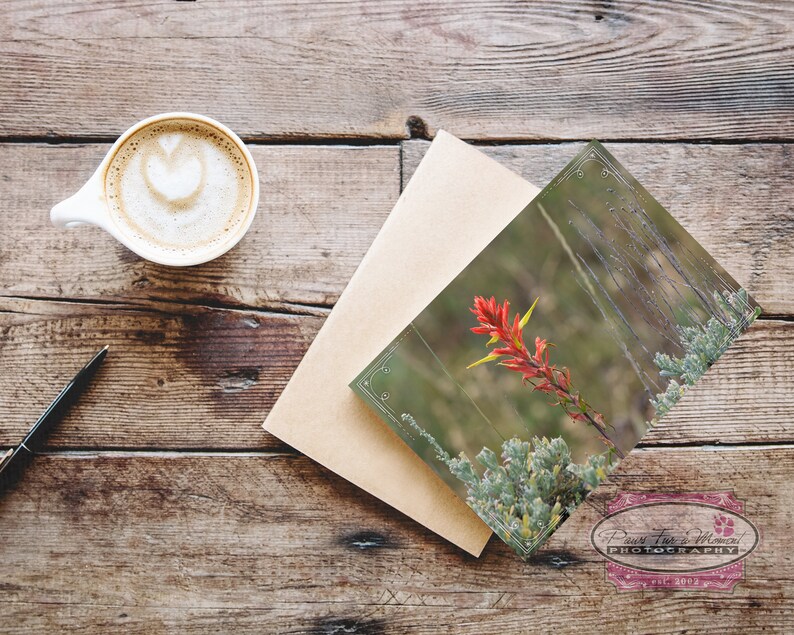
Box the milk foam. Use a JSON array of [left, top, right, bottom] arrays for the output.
[[105, 119, 254, 258]]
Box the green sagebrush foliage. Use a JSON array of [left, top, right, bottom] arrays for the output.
[[651, 289, 760, 419], [402, 413, 614, 560]]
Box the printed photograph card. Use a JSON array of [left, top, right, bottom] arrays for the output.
[[351, 141, 760, 560]]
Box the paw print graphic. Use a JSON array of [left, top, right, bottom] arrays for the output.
[[714, 513, 734, 537]]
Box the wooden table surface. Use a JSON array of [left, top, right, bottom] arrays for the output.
[[1, 2, 793, 633]]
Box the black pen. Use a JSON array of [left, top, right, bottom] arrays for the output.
[[0, 345, 109, 492]]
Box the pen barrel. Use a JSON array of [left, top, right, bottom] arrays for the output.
[[21, 381, 75, 451], [0, 346, 107, 494], [0, 445, 35, 491], [23, 346, 107, 452]]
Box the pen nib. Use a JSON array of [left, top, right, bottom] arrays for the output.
[[0, 448, 13, 469]]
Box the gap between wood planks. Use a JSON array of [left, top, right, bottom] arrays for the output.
[[28, 442, 794, 457], [1, 293, 789, 323], [0, 130, 794, 147], [0, 294, 332, 318]]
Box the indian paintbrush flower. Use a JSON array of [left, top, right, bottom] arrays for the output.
[[468, 295, 624, 459]]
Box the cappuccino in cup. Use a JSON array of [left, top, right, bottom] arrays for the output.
[[51, 113, 259, 266]]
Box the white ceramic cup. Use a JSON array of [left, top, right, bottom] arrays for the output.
[[50, 112, 260, 266]]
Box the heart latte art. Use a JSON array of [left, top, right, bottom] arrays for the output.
[[105, 119, 254, 259]]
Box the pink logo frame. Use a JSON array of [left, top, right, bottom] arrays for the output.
[[600, 492, 756, 592]]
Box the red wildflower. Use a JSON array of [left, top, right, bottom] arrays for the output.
[[468, 295, 624, 459]]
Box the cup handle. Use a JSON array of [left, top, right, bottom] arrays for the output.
[[50, 174, 109, 229]]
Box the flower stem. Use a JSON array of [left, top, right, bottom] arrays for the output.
[[530, 372, 625, 459]]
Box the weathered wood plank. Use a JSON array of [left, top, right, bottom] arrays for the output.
[[2, 142, 792, 315], [0, 299, 791, 450], [641, 320, 794, 447], [405, 141, 794, 316], [1, 1, 792, 140], [0, 299, 323, 450], [0, 447, 790, 633], [0, 143, 399, 310]]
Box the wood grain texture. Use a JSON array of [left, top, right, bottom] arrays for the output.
[[404, 140, 794, 316], [0, 299, 790, 450], [0, 446, 790, 633], [1, 1, 792, 140], [0, 143, 398, 310], [641, 320, 794, 447], [2, 142, 792, 314], [0, 298, 323, 451]]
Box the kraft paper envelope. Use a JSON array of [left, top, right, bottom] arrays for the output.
[[263, 131, 540, 556]]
